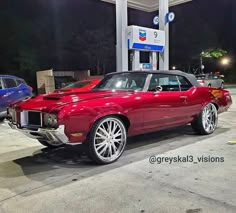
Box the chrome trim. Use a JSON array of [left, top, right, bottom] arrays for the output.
[[21, 110, 43, 127], [8, 122, 69, 145], [143, 73, 152, 92]]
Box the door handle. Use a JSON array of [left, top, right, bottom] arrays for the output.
[[180, 96, 187, 99]]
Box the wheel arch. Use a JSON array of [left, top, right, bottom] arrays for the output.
[[201, 101, 219, 111], [89, 113, 131, 132]]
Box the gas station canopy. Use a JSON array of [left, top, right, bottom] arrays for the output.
[[101, 0, 192, 12], [100, 0, 192, 72]]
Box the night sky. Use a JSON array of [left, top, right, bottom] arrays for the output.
[[0, 0, 235, 83]]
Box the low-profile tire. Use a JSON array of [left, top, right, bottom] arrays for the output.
[[191, 103, 218, 135], [38, 140, 65, 149], [86, 116, 127, 165]]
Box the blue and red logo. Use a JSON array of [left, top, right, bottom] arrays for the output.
[[139, 30, 146, 41]]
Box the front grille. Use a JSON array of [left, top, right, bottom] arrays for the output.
[[28, 111, 41, 126]]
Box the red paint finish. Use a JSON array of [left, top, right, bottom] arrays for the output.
[[9, 72, 232, 144]]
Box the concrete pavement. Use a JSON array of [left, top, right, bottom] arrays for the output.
[[0, 89, 235, 213]]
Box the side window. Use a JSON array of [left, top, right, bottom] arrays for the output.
[[3, 78, 17, 88], [177, 76, 192, 91], [16, 79, 25, 86], [148, 74, 180, 92]]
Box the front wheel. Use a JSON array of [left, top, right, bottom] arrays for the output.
[[191, 103, 218, 135], [86, 116, 127, 164]]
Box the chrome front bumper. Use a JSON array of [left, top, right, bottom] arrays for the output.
[[8, 121, 69, 145]]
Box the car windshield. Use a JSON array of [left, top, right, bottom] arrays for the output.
[[65, 81, 91, 88], [94, 73, 147, 91]]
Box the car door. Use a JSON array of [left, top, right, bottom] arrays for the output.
[[2, 77, 22, 105], [142, 73, 194, 131], [212, 75, 221, 88]]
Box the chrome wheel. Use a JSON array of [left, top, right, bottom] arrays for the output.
[[202, 103, 218, 134], [93, 117, 127, 163]]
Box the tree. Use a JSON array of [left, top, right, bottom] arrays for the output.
[[200, 49, 227, 59]]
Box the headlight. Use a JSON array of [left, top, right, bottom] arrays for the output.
[[44, 113, 58, 127]]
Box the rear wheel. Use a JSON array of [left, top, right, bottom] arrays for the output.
[[191, 103, 218, 135], [38, 140, 65, 149], [86, 116, 127, 164]]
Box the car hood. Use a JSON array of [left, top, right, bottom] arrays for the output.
[[12, 90, 134, 112]]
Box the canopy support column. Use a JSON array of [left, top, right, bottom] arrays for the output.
[[159, 0, 169, 70], [116, 0, 128, 71]]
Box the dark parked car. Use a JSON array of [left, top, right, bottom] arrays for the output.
[[0, 75, 33, 118]]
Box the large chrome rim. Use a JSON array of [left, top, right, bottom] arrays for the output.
[[94, 118, 126, 162], [202, 103, 218, 133]]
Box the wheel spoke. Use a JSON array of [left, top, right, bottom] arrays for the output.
[[98, 143, 109, 156], [113, 138, 122, 144], [95, 132, 107, 140], [95, 141, 107, 149], [111, 141, 118, 154], [108, 121, 112, 134], [113, 130, 122, 138], [98, 126, 109, 137], [93, 118, 127, 162], [111, 123, 118, 134], [108, 143, 113, 157]]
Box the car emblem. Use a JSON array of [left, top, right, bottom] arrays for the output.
[[139, 30, 146, 41]]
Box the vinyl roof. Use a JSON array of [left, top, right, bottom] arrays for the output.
[[101, 0, 192, 12]]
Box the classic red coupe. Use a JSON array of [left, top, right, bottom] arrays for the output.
[[7, 71, 232, 164]]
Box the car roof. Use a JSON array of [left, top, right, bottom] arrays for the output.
[[0, 75, 24, 80], [106, 70, 200, 86]]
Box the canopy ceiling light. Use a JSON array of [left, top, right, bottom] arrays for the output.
[[101, 0, 192, 12]]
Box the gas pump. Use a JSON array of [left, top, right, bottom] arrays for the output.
[[127, 25, 165, 71]]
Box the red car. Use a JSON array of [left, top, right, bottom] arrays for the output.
[[7, 71, 232, 164], [54, 79, 101, 93]]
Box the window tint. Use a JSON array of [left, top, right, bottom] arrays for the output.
[[148, 74, 180, 92], [3, 78, 17, 88], [148, 74, 192, 92], [16, 79, 26, 86], [95, 73, 147, 91], [65, 81, 91, 88], [177, 76, 192, 91]]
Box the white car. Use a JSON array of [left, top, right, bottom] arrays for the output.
[[196, 74, 224, 88]]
